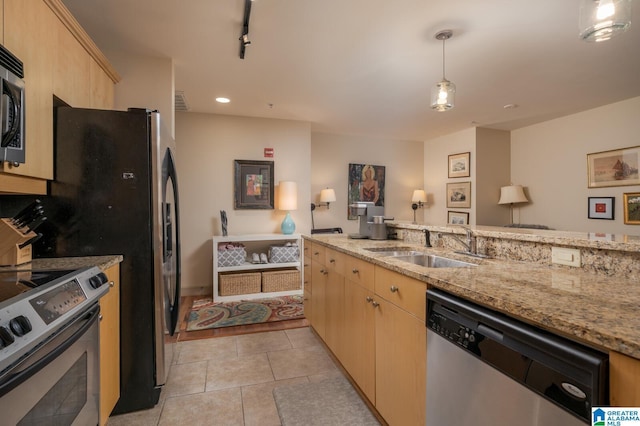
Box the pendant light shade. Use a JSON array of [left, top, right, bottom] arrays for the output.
[[579, 0, 632, 42], [431, 30, 455, 112]]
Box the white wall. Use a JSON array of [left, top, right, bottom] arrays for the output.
[[512, 96, 640, 234], [310, 133, 424, 233], [424, 128, 476, 225], [106, 51, 175, 137], [176, 112, 311, 294]]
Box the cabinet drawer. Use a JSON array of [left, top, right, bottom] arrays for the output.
[[325, 248, 346, 276], [303, 240, 311, 258], [310, 243, 326, 264], [344, 255, 375, 292], [374, 266, 426, 321], [303, 256, 312, 293]]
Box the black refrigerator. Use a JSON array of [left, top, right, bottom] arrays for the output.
[[43, 107, 181, 414]]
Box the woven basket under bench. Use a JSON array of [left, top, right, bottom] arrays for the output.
[[261, 269, 301, 292], [218, 272, 261, 296]]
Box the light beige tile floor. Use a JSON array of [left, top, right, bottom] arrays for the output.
[[106, 327, 345, 426]]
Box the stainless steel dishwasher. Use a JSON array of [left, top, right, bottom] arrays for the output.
[[426, 289, 608, 425]]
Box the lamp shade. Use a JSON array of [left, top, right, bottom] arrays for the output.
[[579, 0, 632, 42], [498, 185, 529, 205], [320, 188, 336, 203], [278, 181, 298, 211], [412, 190, 427, 203]]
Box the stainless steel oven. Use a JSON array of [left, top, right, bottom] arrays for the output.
[[0, 267, 110, 426], [0, 43, 25, 166]]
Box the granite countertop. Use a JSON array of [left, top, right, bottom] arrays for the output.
[[0, 255, 123, 272], [304, 234, 640, 360]]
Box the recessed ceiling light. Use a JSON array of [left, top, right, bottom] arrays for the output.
[[503, 104, 519, 109], [216, 97, 230, 104]]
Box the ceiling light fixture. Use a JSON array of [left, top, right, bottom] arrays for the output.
[[215, 97, 230, 103], [579, 0, 632, 42], [430, 30, 456, 112]]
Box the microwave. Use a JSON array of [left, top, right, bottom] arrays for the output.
[[0, 43, 25, 166]]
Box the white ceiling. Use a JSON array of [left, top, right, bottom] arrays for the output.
[[62, 0, 640, 141]]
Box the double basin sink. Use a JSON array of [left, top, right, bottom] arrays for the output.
[[365, 247, 476, 268]]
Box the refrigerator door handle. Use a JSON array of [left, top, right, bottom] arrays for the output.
[[162, 148, 181, 336]]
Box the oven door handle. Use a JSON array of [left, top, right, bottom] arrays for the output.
[[0, 304, 100, 398], [1, 79, 21, 148]]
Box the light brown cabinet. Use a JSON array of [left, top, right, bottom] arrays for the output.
[[0, 0, 117, 194], [99, 263, 120, 425], [610, 350, 640, 406], [306, 241, 426, 426], [303, 245, 312, 322]]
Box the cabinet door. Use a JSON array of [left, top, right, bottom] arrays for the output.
[[99, 264, 121, 425], [343, 281, 376, 403], [610, 351, 640, 406], [324, 269, 345, 359], [3, 0, 56, 182], [375, 297, 426, 426], [310, 259, 327, 339]]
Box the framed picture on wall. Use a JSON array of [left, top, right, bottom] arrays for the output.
[[623, 192, 640, 225], [448, 152, 471, 178], [587, 146, 640, 188], [347, 163, 386, 219], [588, 197, 614, 220], [448, 211, 469, 225], [446, 181, 471, 208], [234, 160, 274, 209]]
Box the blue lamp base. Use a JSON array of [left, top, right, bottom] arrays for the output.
[[281, 211, 296, 235]]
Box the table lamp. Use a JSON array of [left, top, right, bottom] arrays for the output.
[[279, 181, 298, 234]]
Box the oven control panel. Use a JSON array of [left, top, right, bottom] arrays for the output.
[[29, 280, 87, 325], [0, 266, 109, 374]]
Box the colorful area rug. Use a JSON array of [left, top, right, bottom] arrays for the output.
[[186, 295, 304, 331]]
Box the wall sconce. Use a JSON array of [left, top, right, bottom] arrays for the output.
[[411, 189, 427, 224], [498, 185, 529, 225], [278, 181, 297, 234], [310, 188, 336, 229]]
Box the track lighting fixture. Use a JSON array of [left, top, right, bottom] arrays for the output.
[[239, 0, 253, 59]]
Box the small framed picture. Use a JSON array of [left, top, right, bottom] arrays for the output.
[[446, 181, 471, 208], [623, 192, 640, 225], [448, 152, 471, 178], [588, 197, 614, 220], [448, 211, 469, 225], [234, 160, 274, 209], [587, 146, 640, 188]]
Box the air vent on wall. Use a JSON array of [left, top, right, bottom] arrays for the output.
[[175, 91, 189, 112]]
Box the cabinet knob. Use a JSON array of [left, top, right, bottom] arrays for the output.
[[109, 281, 115, 287], [352, 268, 359, 274], [314, 251, 319, 256], [99, 314, 104, 321], [329, 259, 335, 263], [390, 285, 399, 293], [320, 269, 328, 275], [371, 301, 380, 308], [365, 296, 373, 303]]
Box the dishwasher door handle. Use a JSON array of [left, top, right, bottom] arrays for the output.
[[478, 323, 504, 342]]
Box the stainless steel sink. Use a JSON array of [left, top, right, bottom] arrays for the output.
[[364, 247, 477, 268], [393, 254, 476, 268]]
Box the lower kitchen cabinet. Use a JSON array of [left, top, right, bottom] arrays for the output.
[[610, 350, 640, 406], [99, 263, 120, 425], [310, 258, 327, 339], [325, 268, 345, 359], [374, 296, 426, 426], [343, 280, 376, 403]]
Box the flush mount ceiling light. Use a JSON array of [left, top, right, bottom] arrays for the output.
[[579, 0, 632, 42], [215, 97, 230, 103], [430, 30, 456, 112]]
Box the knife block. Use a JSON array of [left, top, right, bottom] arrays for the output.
[[0, 218, 35, 266]]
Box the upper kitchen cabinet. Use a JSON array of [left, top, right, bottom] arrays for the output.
[[0, 0, 119, 195]]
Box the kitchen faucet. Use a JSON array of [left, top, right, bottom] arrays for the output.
[[423, 229, 432, 247], [450, 226, 488, 258]]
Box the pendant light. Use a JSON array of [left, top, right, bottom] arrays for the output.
[[579, 0, 632, 42], [430, 30, 456, 112]]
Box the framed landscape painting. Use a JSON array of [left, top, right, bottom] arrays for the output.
[[587, 146, 640, 188], [623, 192, 640, 225], [446, 181, 471, 208], [448, 211, 469, 225], [448, 152, 470, 178]]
